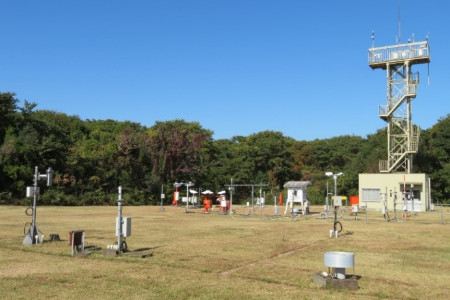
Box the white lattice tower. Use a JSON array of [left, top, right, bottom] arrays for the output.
[[368, 40, 430, 173]]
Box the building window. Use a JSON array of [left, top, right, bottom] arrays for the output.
[[362, 188, 380, 202]]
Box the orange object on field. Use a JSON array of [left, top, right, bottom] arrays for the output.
[[278, 193, 283, 206], [203, 198, 213, 212], [349, 195, 359, 205], [172, 191, 178, 206]]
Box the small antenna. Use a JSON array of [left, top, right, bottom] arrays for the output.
[[426, 33, 430, 86], [371, 30, 375, 48], [398, 2, 401, 43]]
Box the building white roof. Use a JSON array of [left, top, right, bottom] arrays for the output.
[[283, 181, 312, 189]]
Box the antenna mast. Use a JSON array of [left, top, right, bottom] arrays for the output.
[[398, 2, 401, 43]]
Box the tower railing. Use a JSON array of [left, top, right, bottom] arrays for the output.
[[369, 41, 430, 68], [379, 160, 388, 172], [410, 125, 420, 152], [379, 72, 418, 120]]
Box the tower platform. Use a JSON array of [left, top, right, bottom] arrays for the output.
[[368, 40, 430, 69]]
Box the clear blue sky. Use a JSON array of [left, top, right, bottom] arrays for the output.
[[1, 1, 448, 141]]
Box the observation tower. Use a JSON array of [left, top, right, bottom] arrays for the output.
[[368, 37, 430, 173]]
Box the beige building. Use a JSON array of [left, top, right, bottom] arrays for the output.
[[358, 173, 431, 212]]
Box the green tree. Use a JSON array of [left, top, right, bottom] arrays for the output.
[[245, 131, 298, 189], [145, 120, 213, 187], [416, 115, 450, 203], [0, 92, 18, 145]]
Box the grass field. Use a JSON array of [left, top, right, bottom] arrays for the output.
[[0, 204, 449, 299]]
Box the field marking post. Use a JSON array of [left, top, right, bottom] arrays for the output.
[[117, 186, 123, 253], [364, 202, 368, 224]]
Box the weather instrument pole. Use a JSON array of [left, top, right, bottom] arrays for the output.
[[225, 183, 268, 216], [160, 184, 165, 212], [117, 186, 123, 253], [23, 166, 54, 245], [326, 172, 343, 238], [185, 182, 194, 213], [229, 178, 233, 215]]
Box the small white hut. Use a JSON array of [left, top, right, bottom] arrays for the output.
[[283, 181, 312, 215]]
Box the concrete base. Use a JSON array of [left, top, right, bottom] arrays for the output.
[[103, 249, 119, 257], [313, 273, 359, 290]]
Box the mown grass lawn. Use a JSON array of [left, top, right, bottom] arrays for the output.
[[0, 205, 449, 299]]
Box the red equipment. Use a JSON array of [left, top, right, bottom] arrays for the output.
[[172, 189, 179, 206]]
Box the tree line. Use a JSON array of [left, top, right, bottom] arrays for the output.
[[1, 92, 448, 205]]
